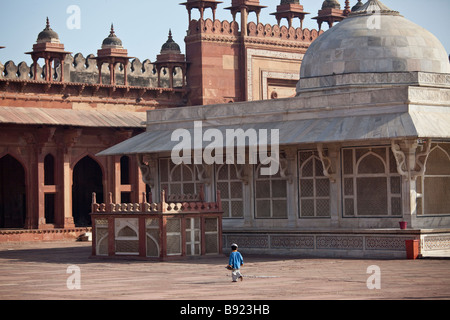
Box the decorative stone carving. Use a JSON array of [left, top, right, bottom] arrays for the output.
[[317, 144, 335, 183], [235, 163, 250, 185], [195, 163, 212, 185], [391, 139, 431, 180], [137, 154, 157, 188]]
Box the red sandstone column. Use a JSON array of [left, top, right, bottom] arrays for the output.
[[200, 216, 206, 256], [37, 155, 46, 228], [60, 57, 65, 82], [139, 216, 146, 257], [24, 147, 38, 229], [112, 155, 121, 203], [124, 61, 128, 86], [45, 57, 51, 82], [240, 7, 248, 36], [161, 215, 167, 259], [32, 57, 38, 80], [91, 218, 97, 256], [169, 66, 174, 88], [109, 62, 114, 85], [97, 62, 103, 84], [61, 152, 75, 228], [218, 213, 223, 254], [181, 216, 187, 257], [131, 155, 146, 203]]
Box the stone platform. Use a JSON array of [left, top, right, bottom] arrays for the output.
[[0, 227, 91, 243], [223, 228, 450, 259], [0, 240, 449, 301]]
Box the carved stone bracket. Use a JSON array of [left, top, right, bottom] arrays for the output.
[[36, 127, 57, 154], [278, 148, 296, 184], [278, 153, 292, 183], [54, 128, 82, 154], [317, 144, 336, 183], [413, 139, 432, 179], [391, 139, 432, 181], [195, 163, 212, 185], [391, 141, 408, 179], [235, 164, 250, 185], [137, 154, 157, 188]]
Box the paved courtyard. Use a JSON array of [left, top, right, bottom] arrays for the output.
[[0, 240, 449, 300]]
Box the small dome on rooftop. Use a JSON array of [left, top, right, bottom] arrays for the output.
[[37, 18, 60, 44], [102, 24, 123, 48], [280, 0, 300, 4], [161, 30, 181, 54], [321, 0, 341, 10]]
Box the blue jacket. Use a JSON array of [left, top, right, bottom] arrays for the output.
[[229, 251, 244, 269]]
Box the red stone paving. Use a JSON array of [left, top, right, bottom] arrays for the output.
[[0, 241, 449, 300]]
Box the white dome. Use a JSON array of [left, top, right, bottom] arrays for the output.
[[300, 0, 450, 80]]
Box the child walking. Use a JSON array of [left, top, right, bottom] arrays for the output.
[[227, 243, 244, 282]]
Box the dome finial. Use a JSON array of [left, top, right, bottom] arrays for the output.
[[36, 16, 60, 43], [160, 29, 181, 54], [101, 23, 123, 48], [350, 0, 399, 16], [344, 0, 350, 15]]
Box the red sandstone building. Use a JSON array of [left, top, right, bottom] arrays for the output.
[[0, 0, 352, 241]]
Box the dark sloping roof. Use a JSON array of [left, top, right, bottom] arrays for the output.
[[0, 106, 146, 128]]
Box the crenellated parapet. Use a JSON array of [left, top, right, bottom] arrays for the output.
[[247, 21, 322, 43], [188, 18, 240, 37], [0, 53, 183, 89], [187, 18, 322, 46], [0, 53, 187, 109]]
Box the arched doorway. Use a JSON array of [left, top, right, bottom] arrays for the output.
[[72, 156, 103, 227], [0, 155, 26, 228]]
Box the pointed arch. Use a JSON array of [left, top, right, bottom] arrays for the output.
[[0, 154, 27, 228], [216, 164, 244, 218], [357, 152, 386, 174], [159, 158, 201, 196], [298, 151, 331, 217], [421, 143, 450, 215], [342, 146, 402, 217], [72, 155, 104, 227], [71, 153, 106, 177], [254, 161, 287, 218], [425, 145, 450, 175]]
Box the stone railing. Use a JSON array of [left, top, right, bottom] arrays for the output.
[[91, 189, 222, 215], [90, 188, 223, 259]]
